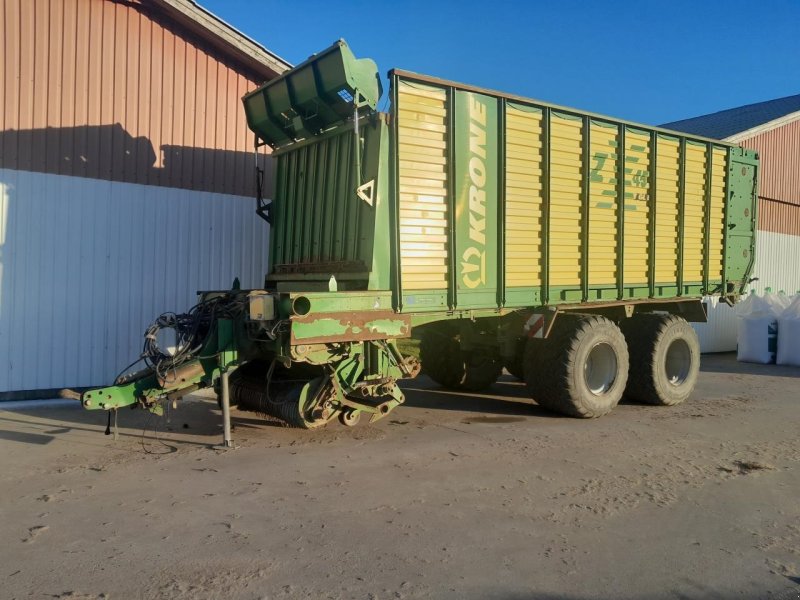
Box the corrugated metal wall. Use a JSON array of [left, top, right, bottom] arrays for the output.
[[0, 169, 269, 391], [0, 0, 280, 394], [749, 230, 800, 295], [0, 0, 270, 195], [693, 297, 737, 354]]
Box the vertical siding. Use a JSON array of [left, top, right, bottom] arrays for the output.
[[0, 0, 272, 196], [750, 230, 800, 296], [693, 297, 738, 354], [0, 169, 269, 391], [741, 119, 800, 208], [0, 0, 282, 393]]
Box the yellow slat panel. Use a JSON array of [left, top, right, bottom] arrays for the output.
[[505, 104, 544, 288], [655, 138, 680, 283], [399, 168, 446, 182], [399, 183, 446, 196], [400, 158, 446, 171], [549, 113, 583, 287], [588, 122, 620, 286], [622, 130, 651, 286], [398, 82, 449, 290], [400, 234, 448, 243], [683, 143, 706, 282], [708, 148, 727, 280], [398, 143, 446, 158]]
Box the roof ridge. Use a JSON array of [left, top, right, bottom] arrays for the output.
[[660, 93, 800, 140], [665, 92, 800, 125], [148, 0, 292, 79]]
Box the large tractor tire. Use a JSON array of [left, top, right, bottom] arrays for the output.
[[621, 314, 700, 406], [419, 323, 502, 392], [523, 314, 629, 418]]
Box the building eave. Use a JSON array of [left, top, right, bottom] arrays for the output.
[[148, 0, 292, 80], [725, 109, 800, 143]]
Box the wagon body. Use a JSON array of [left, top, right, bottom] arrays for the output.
[[242, 41, 759, 316]]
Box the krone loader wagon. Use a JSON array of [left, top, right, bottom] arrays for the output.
[[75, 41, 758, 443]]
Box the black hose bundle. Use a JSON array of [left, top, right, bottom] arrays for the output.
[[134, 294, 246, 382]]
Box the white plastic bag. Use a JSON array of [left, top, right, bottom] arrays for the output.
[[777, 295, 800, 366], [765, 289, 792, 313], [736, 292, 781, 364]]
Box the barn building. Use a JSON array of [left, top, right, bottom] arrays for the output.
[[0, 0, 289, 398], [663, 94, 800, 351]]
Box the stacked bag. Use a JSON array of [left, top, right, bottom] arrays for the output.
[[777, 294, 800, 366], [735, 289, 800, 365]]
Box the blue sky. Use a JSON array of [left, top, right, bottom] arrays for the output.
[[202, 0, 800, 126]]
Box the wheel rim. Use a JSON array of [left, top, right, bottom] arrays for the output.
[[340, 409, 360, 427], [584, 342, 618, 395], [664, 338, 691, 386]]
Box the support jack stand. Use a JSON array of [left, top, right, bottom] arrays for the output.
[[213, 368, 237, 450]]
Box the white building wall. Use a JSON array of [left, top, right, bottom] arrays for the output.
[[694, 230, 800, 352], [0, 168, 269, 392], [749, 230, 800, 296]]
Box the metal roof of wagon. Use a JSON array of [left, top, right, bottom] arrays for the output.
[[660, 93, 800, 142]]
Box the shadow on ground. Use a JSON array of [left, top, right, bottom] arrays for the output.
[[401, 375, 563, 419], [700, 352, 800, 378], [0, 399, 273, 448], [2, 353, 788, 448]]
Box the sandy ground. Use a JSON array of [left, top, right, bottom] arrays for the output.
[[1, 353, 799, 600]]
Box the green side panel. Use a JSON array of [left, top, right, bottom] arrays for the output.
[[243, 40, 382, 149], [369, 118, 393, 291], [725, 147, 759, 289], [268, 119, 387, 287], [282, 290, 394, 314], [454, 90, 499, 309]]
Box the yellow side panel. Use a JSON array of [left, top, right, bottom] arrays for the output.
[[504, 104, 543, 288], [549, 113, 582, 287], [397, 82, 448, 290], [655, 137, 680, 283], [588, 121, 617, 286], [624, 129, 651, 286], [683, 143, 707, 282], [709, 148, 727, 282]]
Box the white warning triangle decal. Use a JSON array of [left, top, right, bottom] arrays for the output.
[[357, 179, 375, 206]]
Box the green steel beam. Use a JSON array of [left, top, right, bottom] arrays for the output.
[[721, 146, 731, 290], [677, 137, 687, 296], [446, 86, 457, 309], [541, 107, 551, 305], [616, 124, 626, 300], [703, 142, 713, 294], [389, 73, 403, 311], [581, 115, 591, 302], [647, 131, 657, 298], [497, 98, 507, 308]]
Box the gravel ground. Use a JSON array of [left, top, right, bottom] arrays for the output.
[[1, 353, 799, 600]]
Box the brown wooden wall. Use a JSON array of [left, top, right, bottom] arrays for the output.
[[758, 197, 800, 237], [741, 119, 800, 237], [0, 0, 275, 196], [742, 119, 800, 207]]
